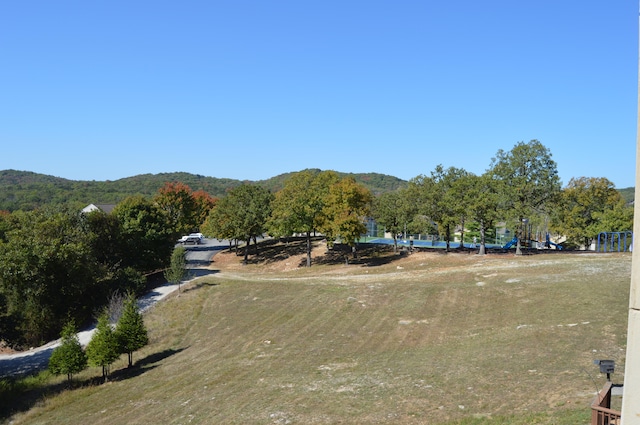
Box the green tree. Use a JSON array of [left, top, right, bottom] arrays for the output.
[[373, 189, 414, 253], [0, 207, 100, 346], [86, 313, 120, 382], [489, 140, 561, 255], [465, 173, 501, 255], [268, 170, 339, 266], [112, 195, 175, 273], [551, 177, 630, 248], [591, 198, 634, 236], [115, 294, 148, 368], [48, 320, 88, 382], [320, 178, 373, 261], [164, 245, 188, 292], [407, 165, 468, 252], [205, 184, 273, 264]]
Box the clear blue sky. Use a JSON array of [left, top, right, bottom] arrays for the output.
[[1, 1, 638, 188]]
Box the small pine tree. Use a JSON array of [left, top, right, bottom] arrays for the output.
[[85, 313, 119, 382], [48, 320, 88, 383], [115, 294, 149, 368], [164, 245, 188, 292]]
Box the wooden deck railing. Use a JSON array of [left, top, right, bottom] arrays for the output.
[[591, 381, 621, 425]]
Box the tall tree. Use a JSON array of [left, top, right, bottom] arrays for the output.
[[373, 189, 413, 253], [154, 182, 199, 236], [48, 320, 88, 383], [320, 178, 373, 260], [164, 245, 188, 292], [551, 177, 630, 248], [205, 184, 273, 264], [407, 165, 468, 252], [115, 294, 149, 368], [268, 170, 339, 266], [489, 140, 561, 255], [192, 190, 217, 229], [112, 195, 175, 272], [86, 313, 120, 382], [465, 173, 501, 255]]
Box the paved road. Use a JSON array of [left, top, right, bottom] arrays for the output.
[[0, 239, 227, 378]]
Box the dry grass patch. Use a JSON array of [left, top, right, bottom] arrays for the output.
[[6, 246, 631, 425]]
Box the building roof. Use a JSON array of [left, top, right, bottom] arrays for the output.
[[82, 204, 117, 214]]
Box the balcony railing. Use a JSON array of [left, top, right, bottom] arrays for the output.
[[591, 381, 622, 425]]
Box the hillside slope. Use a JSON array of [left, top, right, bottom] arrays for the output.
[[0, 169, 407, 211], [4, 244, 630, 425]]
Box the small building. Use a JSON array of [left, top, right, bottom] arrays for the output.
[[81, 204, 116, 214]]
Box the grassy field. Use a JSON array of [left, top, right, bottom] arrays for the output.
[[2, 242, 631, 424]]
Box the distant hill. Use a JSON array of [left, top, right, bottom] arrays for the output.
[[618, 187, 635, 204], [0, 169, 407, 212]]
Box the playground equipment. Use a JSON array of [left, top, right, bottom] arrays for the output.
[[503, 237, 518, 249], [597, 231, 633, 252], [502, 233, 563, 250], [544, 233, 563, 250]]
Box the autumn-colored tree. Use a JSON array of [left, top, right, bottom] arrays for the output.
[[154, 182, 198, 236], [192, 190, 217, 229]]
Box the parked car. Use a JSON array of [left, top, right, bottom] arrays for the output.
[[177, 233, 203, 245]]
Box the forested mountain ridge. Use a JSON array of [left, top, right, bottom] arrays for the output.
[[0, 169, 407, 211]]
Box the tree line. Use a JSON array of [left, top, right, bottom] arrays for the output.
[[0, 169, 406, 212], [0, 140, 632, 350], [203, 140, 633, 260], [0, 183, 215, 348]]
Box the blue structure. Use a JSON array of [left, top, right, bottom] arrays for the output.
[[503, 237, 518, 249], [597, 231, 633, 252], [545, 233, 563, 250]]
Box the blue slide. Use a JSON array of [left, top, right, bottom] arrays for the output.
[[546, 233, 563, 250], [503, 237, 518, 249]]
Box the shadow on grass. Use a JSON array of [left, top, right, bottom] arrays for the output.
[[0, 347, 186, 421], [135, 347, 186, 368], [183, 281, 219, 294], [233, 238, 409, 268]]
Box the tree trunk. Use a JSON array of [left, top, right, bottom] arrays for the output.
[[478, 222, 486, 255], [393, 234, 398, 253], [306, 232, 312, 267], [243, 238, 250, 264], [445, 225, 451, 252], [515, 237, 522, 255]]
